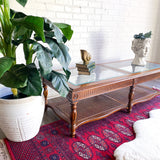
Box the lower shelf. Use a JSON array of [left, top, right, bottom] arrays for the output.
[[47, 85, 159, 129], [105, 85, 159, 106]]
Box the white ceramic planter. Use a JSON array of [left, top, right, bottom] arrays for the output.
[[0, 96, 45, 142]]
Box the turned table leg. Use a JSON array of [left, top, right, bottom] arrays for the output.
[[43, 82, 49, 111], [127, 80, 135, 113], [71, 102, 78, 137]]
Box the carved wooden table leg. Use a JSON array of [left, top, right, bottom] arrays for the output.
[[43, 82, 48, 111], [127, 80, 136, 113], [71, 102, 78, 137]]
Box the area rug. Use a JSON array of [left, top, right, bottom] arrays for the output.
[[4, 95, 160, 160]]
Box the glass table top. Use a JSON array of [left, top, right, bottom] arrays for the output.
[[69, 65, 127, 86], [104, 60, 160, 73], [69, 60, 160, 86]]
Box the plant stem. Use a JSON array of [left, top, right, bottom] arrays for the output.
[[23, 42, 32, 64], [11, 88, 18, 98]]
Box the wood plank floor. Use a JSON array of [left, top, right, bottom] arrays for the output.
[[0, 79, 160, 139]]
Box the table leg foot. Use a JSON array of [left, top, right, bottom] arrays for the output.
[[71, 131, 76, 138]]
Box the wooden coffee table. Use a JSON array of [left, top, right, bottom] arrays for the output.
[[43, 60, 160, 137]]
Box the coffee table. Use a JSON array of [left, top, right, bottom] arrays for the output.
[[43, 60, 160, 137]]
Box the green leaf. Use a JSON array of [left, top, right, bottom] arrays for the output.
[[63, 68, 71, 80], [0, 57, 15, 78], [54, 23, 73, 40], [33, 43, 53, 76], [13, 25, 32, 41], [10, 9, 26, 19], [0, 64, 28, 88], [44, 18, 64, 43], [18, 63, 42, 96], [0, 0, 2, 5], [23, 41, 32, 64], [54, 25, 64, 43], [11, 15, 45, 42], [16, 0, 28, 7], [43, 18, 73, 42], [44, 31, 55, 39], [43, 19, 52, 31], [46, 38, 71, 70], [144, 31, 152, 38], [45, 71, 70, 97], [11, 11, 32, 43]]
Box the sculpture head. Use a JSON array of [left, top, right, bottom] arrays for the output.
[[131, 31, 151, 66], [131, 38, 151, 57]]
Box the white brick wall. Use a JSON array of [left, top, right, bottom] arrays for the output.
[[10, 0, 160, 66]]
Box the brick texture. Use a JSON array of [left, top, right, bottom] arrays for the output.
[[11, 0, 160, 67]]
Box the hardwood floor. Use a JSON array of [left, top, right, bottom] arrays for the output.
[[0, 79, 160, 139]]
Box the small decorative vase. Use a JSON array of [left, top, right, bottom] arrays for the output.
[[131, 38, 151, 66]]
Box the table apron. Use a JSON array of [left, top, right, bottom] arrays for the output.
[[135, 72, 160, 84], [69, 79, 133, 102]]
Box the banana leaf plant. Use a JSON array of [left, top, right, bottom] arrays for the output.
[[0, 0, 73, 98]]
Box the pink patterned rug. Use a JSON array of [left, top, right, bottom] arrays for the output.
[[4, 95, 160, 160]]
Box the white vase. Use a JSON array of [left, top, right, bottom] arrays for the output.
[[131, 38, 151, 66], [0, 95, 45, 142]]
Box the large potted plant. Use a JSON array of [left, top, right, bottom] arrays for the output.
[[0, 0, 73, 142]]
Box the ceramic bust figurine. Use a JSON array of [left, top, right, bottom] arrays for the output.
[[131, 31, 151, 66], [131, 38, 151, 66], [80, 49, 91, 65]]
